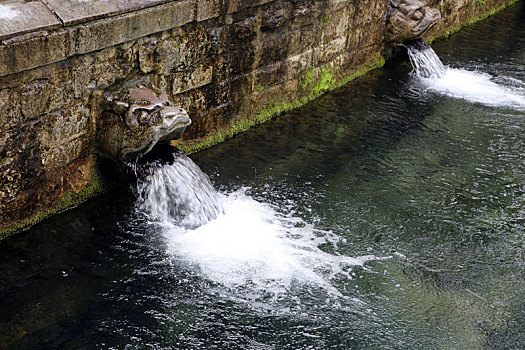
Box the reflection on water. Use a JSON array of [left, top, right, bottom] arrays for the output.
[[1, 3, 524, 349]]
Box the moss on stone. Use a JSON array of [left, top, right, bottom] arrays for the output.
[[428, 0, 521, 44], [0, 170, 106, 240], [178, 54, 385, 154]]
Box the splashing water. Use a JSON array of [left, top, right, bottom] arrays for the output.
[[406, 39, 525, 109], [137, 154, 390, 302], [137, 155, 224, 229], [406, 39, 447, 79]]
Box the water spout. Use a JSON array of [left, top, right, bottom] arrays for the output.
[[97, 82, 191, 162], [405, 39, 525, 109], [137, 154, 224, 229], [135, 154, 390, 300], [405, 39, 446, 78]]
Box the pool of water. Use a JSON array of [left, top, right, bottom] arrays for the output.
[[1, 3, 524, 349]]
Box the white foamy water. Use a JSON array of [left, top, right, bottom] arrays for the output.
[[0, 5, 20, 19], [138, 154, 389, 300], [407, 40, 525, 109], [406, 40, 446, 78], [138, 155, 224, 230], [416, 68, 525, 109]]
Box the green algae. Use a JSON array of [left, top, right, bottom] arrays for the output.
[[178, 54, 386, 154], [428, 0, 521, 43]]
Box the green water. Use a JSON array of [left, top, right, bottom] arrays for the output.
[[1, 3, 524, 349]]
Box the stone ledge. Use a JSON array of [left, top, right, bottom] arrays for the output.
[[0, 0, 283, 77], [0, 0, 196, 77], [43, 0, 175, 26], [0, 0, 61, 41]]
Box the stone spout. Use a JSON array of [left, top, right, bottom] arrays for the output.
[[385, 0, 441, 43], [97, 84, 191, 162]]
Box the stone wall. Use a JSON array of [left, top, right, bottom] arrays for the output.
[[0, 0, 519, 237]]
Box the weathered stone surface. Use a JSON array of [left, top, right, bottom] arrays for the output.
[[385, 0, 442, 43], [424, 0, 509, 40], [0, 0, 61, 40], [0, 0, 196, 76], [68, 0, 196, 55], [98, 82, 191, 161], [44, 0, 173, 25], [196, 0, 221, 22], [0, 30, 67, 77], [225, 0, 275, 15], [172, 65, 213, 94]]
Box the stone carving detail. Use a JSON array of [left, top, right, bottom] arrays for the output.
[[385, 0, 441, 43], [98, 83, 191, 161]]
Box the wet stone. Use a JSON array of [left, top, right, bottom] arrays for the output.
[[44, 0, 173, 25], [0, 0, 61, 40]]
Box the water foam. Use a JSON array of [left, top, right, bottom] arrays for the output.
[[406, 39, 525, 109], [415, 68, 525, 109], [137, 155, 389, 301]]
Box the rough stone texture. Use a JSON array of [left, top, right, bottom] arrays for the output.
[[386, 0, 442, 43], [98, 82, 191, 161], [424, 0, 517, 39], [0, 0, 61, 40], [0, 0, 196, 76], [44, 0, 173, 25], [0, 0, 520, 236]]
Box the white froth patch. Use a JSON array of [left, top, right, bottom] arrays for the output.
[[416, 68, 525, 109], [0, 5, 20, 19], [138, 156, 391, 302], [162, 189, 390, 297]]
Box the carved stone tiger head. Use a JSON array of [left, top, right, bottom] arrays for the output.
[[98, 83, 191, 162], [385, 0, 441, 43]]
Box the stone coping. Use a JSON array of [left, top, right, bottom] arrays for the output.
[[0, 0, 274, 77], [44, 0, 175, 26], [0, 1, 61, 40], [0, 0, 176, 41]]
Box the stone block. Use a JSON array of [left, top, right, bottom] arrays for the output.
[[138, 37, 159, 73], [172, 65, 213, 94], [0, 0, 195, 77], [154, 26, 211, 76], [253, 62, 285, 88], [44, 0, 173, 25], [313, 37, 347, 65], [290, 1, 322, 28], [38, 103, 91, 170], [0, 88, 22, 130], [69, 1, 195, 56], [226, 0, 275, 15], [197, 0, 221, 22], [0, 0, 61, 41], [329, 0, 351, 12], [285, 49, 313, 81], [0, 30, 68, 77], [261, 2, 291, 31]]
